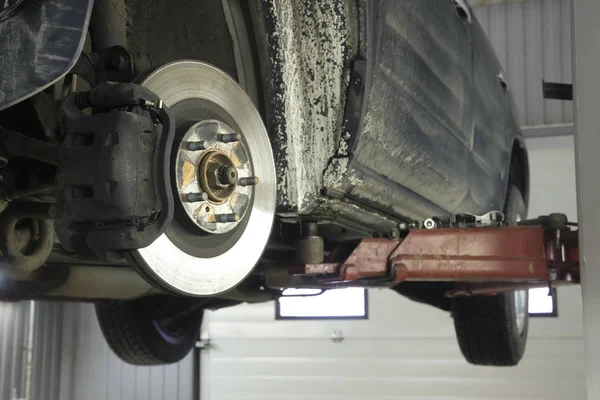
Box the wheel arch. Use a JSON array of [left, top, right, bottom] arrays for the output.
[[508, 136, 530, 210]]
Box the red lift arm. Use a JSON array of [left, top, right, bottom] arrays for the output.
[[269, 223, 579, 297]]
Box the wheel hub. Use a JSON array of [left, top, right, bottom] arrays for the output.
[[175, 120, 257, 234]]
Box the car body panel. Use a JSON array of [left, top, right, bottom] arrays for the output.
[[0, 0, 93, 111], [250, 0, 522, 232], [348, 0, 477, 220]]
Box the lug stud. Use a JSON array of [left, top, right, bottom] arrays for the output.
[[185, 192, 208, 202], [239, 176, 259, 186], [215, 213, 239, 223], [187, 141, 206, 151], [219, 133, 241, 143]]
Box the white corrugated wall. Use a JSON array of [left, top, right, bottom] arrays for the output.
[[0, 301, 63, 400], [31, 302, 63, 400], [473, 0, 573, 127], [1, 301, 193, 400], [0, 302, 30, 400], [204, 293, 583, 399]]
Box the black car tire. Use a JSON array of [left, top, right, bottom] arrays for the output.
[[451, 185, 529, 366], [96, 295, 203, 365]]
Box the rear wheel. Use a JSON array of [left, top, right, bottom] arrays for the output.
[[96, 295, 203, 365], [451, 185, 529, 366]]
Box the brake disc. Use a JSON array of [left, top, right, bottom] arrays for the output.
[[126, 60, 276, 296]]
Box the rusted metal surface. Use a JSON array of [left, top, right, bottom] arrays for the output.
[[289, 239, 398, 283], [289, 263, 341, 275], [390, 227, 550, 282], [340, 239, 399, 281], [446, 281, 576, 297], [545, 230, 580, 266], [280, 225, 580, 293]]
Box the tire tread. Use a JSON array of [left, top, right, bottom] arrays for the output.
[[96, 301, 161, 365], [95, 297, 202, 366]]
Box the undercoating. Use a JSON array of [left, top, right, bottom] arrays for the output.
[[124, 0, 238, 78], [328, 0, 517, 224], [345, 0, 513, 222], [251, 0, 360, 214], [0, 0, 92, 111]]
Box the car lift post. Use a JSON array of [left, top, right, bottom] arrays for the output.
[[572, 0, 600, 396]]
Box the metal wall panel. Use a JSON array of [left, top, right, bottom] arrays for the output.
[[208, 338, 583, 400], [473, 0, 573, 127], [0, 301, 62, 400], [0, 302, 30, 400], [31, 302, 63, 400], [59, 303, 194, 400], [206, 285, 585, 400]]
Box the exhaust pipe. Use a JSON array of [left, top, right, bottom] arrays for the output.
[[47, 266, 160, 300]]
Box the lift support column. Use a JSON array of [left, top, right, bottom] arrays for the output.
[[572, 0, 600, 396]]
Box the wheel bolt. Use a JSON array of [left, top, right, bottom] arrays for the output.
[[185, 192, 208, 202], [187, 141, 206, 151], [239, 176, 259, 186], [219, 133, 241, 143], [216, 213, 239, 223]]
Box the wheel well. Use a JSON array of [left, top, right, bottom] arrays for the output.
[[509, 139, 530, 208]]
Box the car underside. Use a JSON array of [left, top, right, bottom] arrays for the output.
[[0, 0, 535, 366]]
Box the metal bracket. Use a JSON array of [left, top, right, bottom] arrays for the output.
[[542, 80, 573, 101]]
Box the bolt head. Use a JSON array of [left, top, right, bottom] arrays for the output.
[[565, 272, 573, 282], [216, 213, 240, 223], [220, 133, 241, 143], [186, 192, 208, 202], [239, 176, 259, 186], [217, 166, 238, 185], [111, 55, 127, 70], [187, 141, 206, 151]]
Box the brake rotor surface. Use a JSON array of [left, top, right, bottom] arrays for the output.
[[127, 60, 276, 296]]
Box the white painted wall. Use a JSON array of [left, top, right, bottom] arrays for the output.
[[202, 135, 585, 400]]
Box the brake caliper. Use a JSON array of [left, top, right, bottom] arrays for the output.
[[55, 82, 175, 260]]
